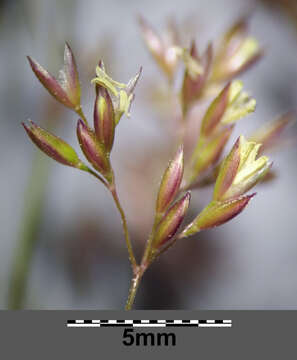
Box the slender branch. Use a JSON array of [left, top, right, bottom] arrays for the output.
[[151, 233, 182, 263], [85, 167, 138, 272], [76, 106, 89, 126], [109, 183, 138, 273], [77, 98, 138, 288], [141, 211, 164, 267], [151, 223, 200, 264], [75, 111, 137, 270], [84, 167, 109, 188]]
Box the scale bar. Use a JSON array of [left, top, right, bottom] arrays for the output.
[[67, 319, 232, 328]]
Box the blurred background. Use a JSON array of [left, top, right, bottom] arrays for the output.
[[1, 0, 297, 309]]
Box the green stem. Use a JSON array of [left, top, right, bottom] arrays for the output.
[[125, 266, 144, 310], [109, 184, 138, 273], [125, 81, 191, 310], [7, 152, 50, 309], [124, 215, 161, 310], [76, 106, 89, 126], [139, 213, 162, 269], [84, 167, 108, 187], [152, 233, 182, 263], [85, 167, 138, 273], [76, 108, 137, 271]]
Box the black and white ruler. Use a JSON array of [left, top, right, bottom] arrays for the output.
[[67, 319, 232, 328]]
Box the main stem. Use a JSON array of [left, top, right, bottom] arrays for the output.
[[109, 180, 144, 310], [125, 216, 160, 310], [125, 227, 192, 310], [126, 81, 194, 310], [125, 266, 145, 310], [125, 84, 189, 309]]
